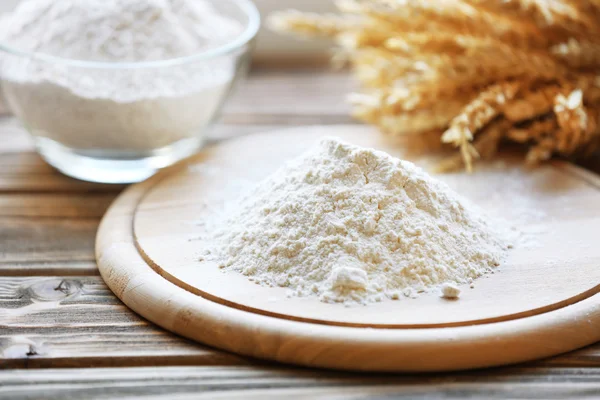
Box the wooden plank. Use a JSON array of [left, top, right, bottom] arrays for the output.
[[539, 345, 600, 368], [208, 124, 310, 143], [0, 276, 249, 369], [0, 194, 116, 218], [0, 216, 99, 275], [0, 262, 99, 277], [0, 192, 105, 275], [1, 366, 600, 399], [0, 152, 126, 193], [0, 190, 114, 275], [0, 218, 97, 265], [224, 69, 354, 117], [1, 276, 600, 370], [0, 118, 124, 192]]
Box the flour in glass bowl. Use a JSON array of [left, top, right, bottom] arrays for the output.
[[0, 0, 243, 152], [206, 137, 510, 306]]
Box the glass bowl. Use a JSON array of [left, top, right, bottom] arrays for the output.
[[0, 0, 260, 184]]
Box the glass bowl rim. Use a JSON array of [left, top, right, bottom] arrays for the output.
[[0, 0, 260, 70]]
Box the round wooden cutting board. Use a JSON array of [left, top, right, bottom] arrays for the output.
[[96, 125, 600, 372]]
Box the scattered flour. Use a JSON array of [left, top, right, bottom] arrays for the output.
[[0, 0, 243, 151], [208, 137, 509, 305], [440, 282, 461, 299]]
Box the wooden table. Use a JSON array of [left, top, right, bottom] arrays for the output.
[[2, 68, 600, 399]]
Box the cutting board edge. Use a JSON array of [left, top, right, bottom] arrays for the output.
[[96, 126, 600, 372]]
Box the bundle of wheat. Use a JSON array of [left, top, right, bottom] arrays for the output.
[[270, 0, 600, 171]]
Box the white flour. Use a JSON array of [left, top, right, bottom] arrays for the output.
[[440, 282, 461, 299], [208, 137, 509, 305], [0, 0, 242, 151]]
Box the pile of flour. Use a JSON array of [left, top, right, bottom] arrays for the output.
[[208, 137, 509, 305], [0, 0, 243, 151]]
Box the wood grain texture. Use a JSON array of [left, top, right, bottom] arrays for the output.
[[0, 192, 115, 275], [0, 152, 124, 194], [0, 276, 249, 369], [2, 67, 600, 395], [0, 194, 115, 218], [2, 366, 600, 400], [0, 117, 124, 193], [2, 275, 600, 371], [0, 218, 99, 272]]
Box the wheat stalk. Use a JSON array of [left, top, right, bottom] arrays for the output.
[[270, 0, 600, 171]]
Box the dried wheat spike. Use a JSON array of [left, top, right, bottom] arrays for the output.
[[552, 39, 600, 69], [270, 1, 600, 171], [442, 82, 521, 172], [580, 107, 600, 157], [351, 94, 466, 135], [268, 10, 354, 38], [359, 43, 567, 95], [468, 0, 595, 34], [504, 84, 561, 122], [554, 90, 589, 153], [384, 33, 488, 56], [436, 118, 511, 172], [351, 85, 477, 114], [526, 138, 557, 165], [575, 75, 600, 103], [371, 0, 548, 47], [522, 90, 599, 164], [506, 117, 559, 143]]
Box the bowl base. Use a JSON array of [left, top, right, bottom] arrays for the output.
[[35, 136, 203, 184]]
